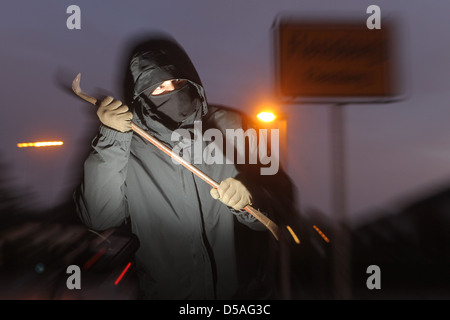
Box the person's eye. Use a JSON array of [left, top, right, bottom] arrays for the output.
[[173, 79, 187, 89], [151, 85, 165, 95]]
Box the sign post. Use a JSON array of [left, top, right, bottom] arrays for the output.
[[274, 18, 395, 103], [273, 17, 397, 299]]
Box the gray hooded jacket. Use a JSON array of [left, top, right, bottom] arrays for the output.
[[75, 37, 290, 299]]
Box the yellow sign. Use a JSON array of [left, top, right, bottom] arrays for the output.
[[275, 20, 395, 101]]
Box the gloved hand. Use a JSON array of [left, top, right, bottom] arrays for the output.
[[97, 96, 133, 132], [210, 177, 253, 210]]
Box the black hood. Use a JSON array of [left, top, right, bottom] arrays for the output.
[[120, 35, 209, 146], [128, 36, 208, 124], [130, 38, 202, 97]]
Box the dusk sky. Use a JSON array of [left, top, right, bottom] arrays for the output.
[[2, 0, 450, 228]]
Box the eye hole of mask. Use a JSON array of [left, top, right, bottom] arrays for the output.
[[151, 79, 188, 96]]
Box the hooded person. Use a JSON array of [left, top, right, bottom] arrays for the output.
[[74, 34, 296, 299]]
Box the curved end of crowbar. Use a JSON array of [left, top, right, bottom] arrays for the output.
[[72, 73, 81, 94], [268, 221, 280, 241], [243, 205, 281, 241], [72, 73, 98, 106]]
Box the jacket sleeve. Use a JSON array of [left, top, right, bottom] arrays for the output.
[[74, 125, 133, 231]]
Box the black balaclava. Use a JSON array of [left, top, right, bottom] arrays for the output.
[[141, 81, 202, 126], [126, 35, 208, 132]]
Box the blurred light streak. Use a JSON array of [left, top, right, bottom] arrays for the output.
[[114, 262, 132, 286], [82, 247, 107, 271], [17, 141, 64, 148], [286, 225, 300, 244], [313, 225, 330, 243]]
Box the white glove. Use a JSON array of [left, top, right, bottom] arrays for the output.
[[97, 96, 133, 132], [210, 177, 253, 210]]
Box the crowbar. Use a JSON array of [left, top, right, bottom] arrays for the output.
[[72, 73, 280, 241]]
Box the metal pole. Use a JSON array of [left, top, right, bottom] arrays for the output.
[[330, 103, 351, 300], [277, 117, 291, 299]]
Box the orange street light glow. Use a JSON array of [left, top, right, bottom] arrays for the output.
[[17, 141, 64, 148], [257, 112, 276, 122]]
